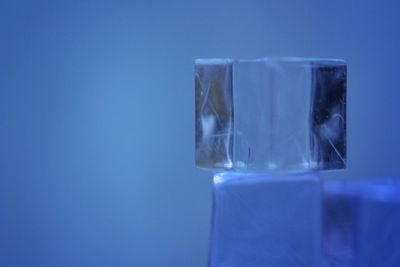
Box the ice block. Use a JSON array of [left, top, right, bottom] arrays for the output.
[[194, 57, 348, 267], [195, 57, 346, 171], [209, 172, 322, 267]]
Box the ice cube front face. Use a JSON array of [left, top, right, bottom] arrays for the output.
[[195, 57, 346, 171], [210, 172, 322, 267]]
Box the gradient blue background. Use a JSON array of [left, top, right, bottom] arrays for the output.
[[0, 0, 399, 266]]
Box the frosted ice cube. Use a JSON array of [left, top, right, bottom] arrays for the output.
[[209, 172, 322, 267]]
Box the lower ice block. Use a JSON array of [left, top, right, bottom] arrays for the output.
[[209, 172, 322, 267], [323, 178, 400, 267]]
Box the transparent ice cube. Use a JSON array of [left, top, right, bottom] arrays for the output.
[[195, 57, 346, 171], [209, 172, 322, 267]]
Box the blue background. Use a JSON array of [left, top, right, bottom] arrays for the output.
[[0, 0, 399, 266]]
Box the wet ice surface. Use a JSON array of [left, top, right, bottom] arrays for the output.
[[323, 178, 400, 267], [195, 57, 346, 172], [209, 172, 322, 267]]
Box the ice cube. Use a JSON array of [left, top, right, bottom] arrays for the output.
[[195, 57, 346, 172], [209, 172, 322, 267]]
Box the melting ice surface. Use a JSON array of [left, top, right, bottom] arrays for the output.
[[195, 57, 346, 172]]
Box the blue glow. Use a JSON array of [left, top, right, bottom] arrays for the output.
[[324, 178, 400, 266]]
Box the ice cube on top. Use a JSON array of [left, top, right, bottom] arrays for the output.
[[195, 57, 346, 172]]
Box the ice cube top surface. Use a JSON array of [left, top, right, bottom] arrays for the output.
[[195, 57, 346, 172]]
